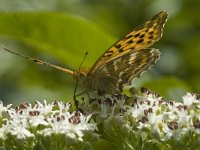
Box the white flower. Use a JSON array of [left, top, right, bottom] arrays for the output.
[[41, 111, 96, 141], [162, 124, 173, 141], [129, 104, 146, 121], [176, 110, 191, 128], [8, 118, 34, 139], [28, 114, 48, 127], [0, 101, 12, 118], [33, 100, 54, 115], [57, 101, 71, 113], [182, 93, 199, 106]]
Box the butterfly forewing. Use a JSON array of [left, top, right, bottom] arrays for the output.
[[89, 11, 168, 73], [85, 11, 168, 94]]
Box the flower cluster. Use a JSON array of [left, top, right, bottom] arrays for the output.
[[131, 91, 200, 141], [80, 89, 200, 149], [1, 88, 200, 149], [0, 101, 97, 149]]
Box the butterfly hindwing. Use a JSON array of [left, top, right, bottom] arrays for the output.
[[94, 48, 160, 93], [89, 11, 168, 73]]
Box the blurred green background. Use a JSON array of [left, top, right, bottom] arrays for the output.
[[0, 0, 199, 105]]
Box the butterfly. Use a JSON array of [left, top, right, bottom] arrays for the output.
[[2, 11, 168, 101]]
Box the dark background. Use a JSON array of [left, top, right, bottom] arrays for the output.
[[0, 0, 199, 105]]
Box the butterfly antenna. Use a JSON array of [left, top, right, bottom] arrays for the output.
[[1, 46, 74, 75], [73, 51, 88, 110]]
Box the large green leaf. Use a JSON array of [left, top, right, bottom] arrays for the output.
[[0, 12, 115, 104]]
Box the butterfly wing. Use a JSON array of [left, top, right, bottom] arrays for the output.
[[92, 48, 160, 93], [89, 11, 168, 73]]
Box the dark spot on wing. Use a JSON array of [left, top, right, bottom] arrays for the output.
[[105, 53, 112, 57], [130, 46, 135, 50], [115, 44, 121, 49], [127, 40, 133, 44], [118, 49, 123, 52], [108, 49, 114, 53], [147, 41, 151, 44], [134, 33, 140, 38], [139, 34, 145, 38], [149, 31, 154, 35], [148, 36, 154, 39], [136, 39, 144, 44]]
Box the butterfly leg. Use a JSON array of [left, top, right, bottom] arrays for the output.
[[75, 90, 93, 102], [73, 90, 89, 110], [75, 90, 89, 97]]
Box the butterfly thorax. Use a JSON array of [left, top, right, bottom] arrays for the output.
[[73, 67, 122, 94]]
